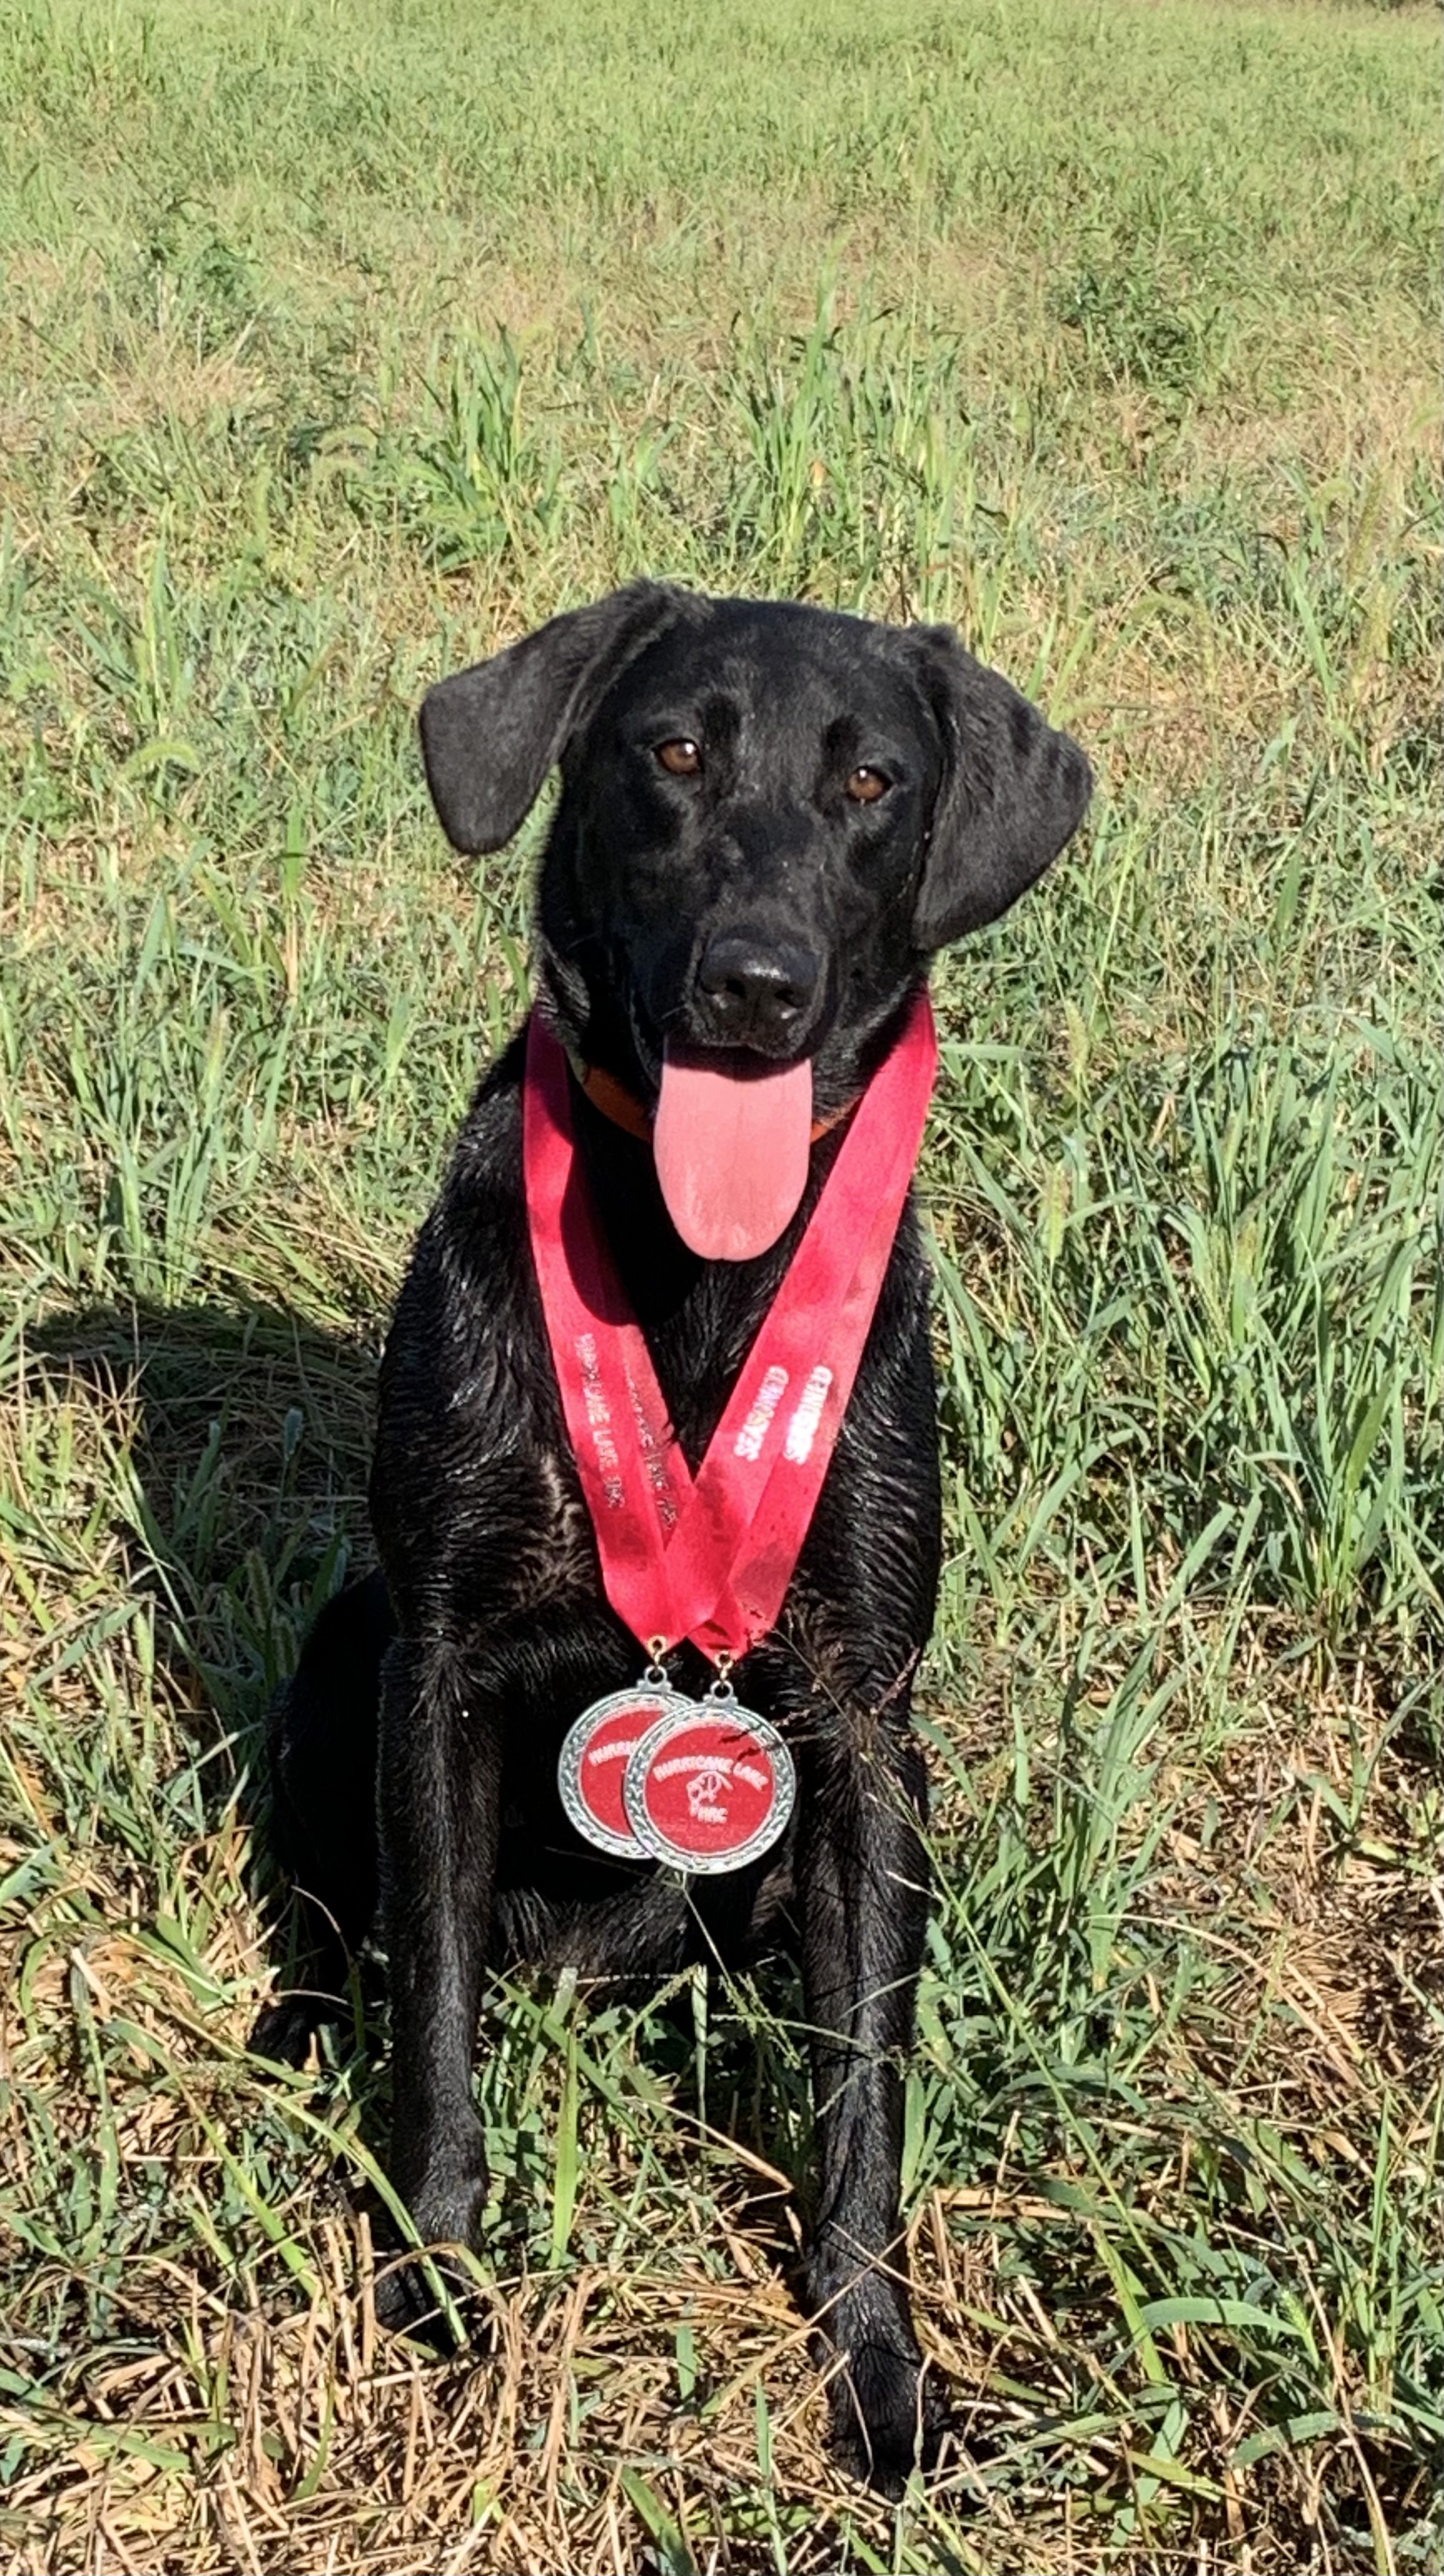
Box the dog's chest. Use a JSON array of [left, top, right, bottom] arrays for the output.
[[619, 1261, 770, 1470], [506, 1289, 768, 1622]]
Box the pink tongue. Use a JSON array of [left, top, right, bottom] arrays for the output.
[[654, 1050, 813, 1261]]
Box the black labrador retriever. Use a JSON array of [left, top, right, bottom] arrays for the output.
[[253, 580, 1090, 2486]]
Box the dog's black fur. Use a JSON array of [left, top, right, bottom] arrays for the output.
[[253, 582, 1090, 2486]]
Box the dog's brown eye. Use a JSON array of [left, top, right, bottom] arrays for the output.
[[655, 737, 702, 777], [845, 765, 889, 804]]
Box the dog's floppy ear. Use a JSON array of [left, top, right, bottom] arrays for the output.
[[904, 623, 1092, 951], [419, 580, 684, 854]]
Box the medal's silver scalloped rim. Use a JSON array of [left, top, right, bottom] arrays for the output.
[[622, 1704, 797, 1877], [557, 1688, 688, 1859]]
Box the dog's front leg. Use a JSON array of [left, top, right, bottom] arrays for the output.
[[797, 1708, 936, 2489], [376, 1634, 499, 2315]]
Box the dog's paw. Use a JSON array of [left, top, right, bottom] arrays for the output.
[[371, 2241, 481, 2347], [372, 2160, 489, 2346], [247, 1993, 319, 2069], [822, 2332, 949, 2494]]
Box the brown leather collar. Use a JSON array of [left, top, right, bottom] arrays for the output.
[[571, 1058, 654, 1140], [568, 1054, 856, 1144]]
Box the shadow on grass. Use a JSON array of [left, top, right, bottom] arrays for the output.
[[27, 1291, 380, 1758], [25, 1289, 383, 2054]]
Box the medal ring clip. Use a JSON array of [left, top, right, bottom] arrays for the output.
[[642, 1636, 671, 1690], [707, 1652, 737, 1707]]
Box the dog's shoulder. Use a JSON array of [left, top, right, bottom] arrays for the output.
[[378, 1030, 544, 1428], [372, 1028, 606, 1606], [439, 1026, 529, 1230]]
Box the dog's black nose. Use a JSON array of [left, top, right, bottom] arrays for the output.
[[696, 932, 821, 1047]]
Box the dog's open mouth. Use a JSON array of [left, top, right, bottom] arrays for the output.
[[654, 1043, 813, 1263]]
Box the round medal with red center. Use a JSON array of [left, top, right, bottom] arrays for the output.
[[556, 1688, 682, 1859], [558, 1687, 795, 1874], [626, 1695, 795, 1874]]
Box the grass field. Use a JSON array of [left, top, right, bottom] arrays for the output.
[[1, 0, 1440, 2565]]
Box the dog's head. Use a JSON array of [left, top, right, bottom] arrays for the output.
[[421, 581, 1091, 1257]]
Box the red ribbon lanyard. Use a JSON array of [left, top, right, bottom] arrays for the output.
[[523, 991, 937, 1665]]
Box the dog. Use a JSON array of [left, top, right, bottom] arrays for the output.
[[252, 580, 1090, 2487]]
